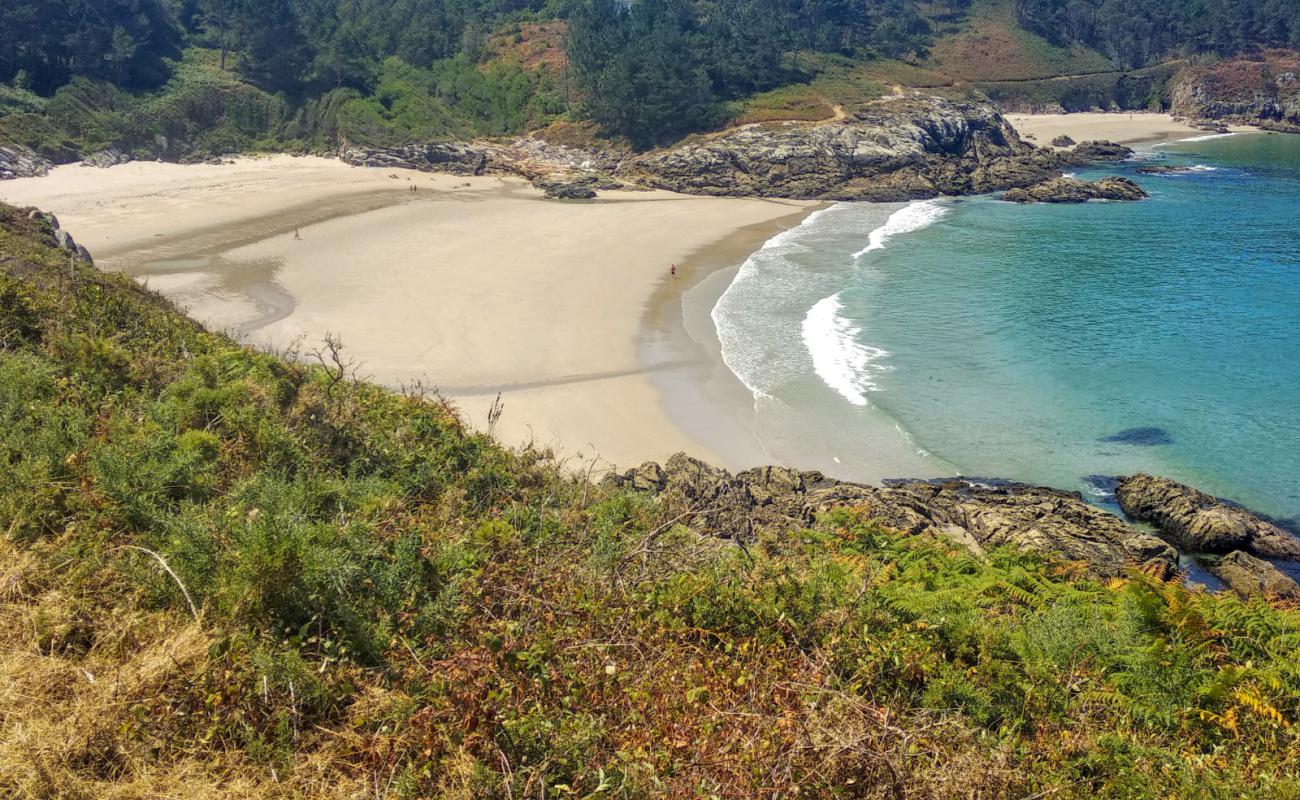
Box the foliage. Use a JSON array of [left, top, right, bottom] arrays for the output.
[[2, 203, 1300, 796], [1014, 0, 1300, 69]]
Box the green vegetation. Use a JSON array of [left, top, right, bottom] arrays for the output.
[[5, 205, 1300, 797], [3, 0, 1299, 154], [1014, 0, 1300, 69]]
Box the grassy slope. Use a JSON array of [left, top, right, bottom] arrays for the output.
[[4, 206, 1300, 798]]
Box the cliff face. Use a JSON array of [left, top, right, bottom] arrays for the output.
[[1170, 51, 1300, 132]]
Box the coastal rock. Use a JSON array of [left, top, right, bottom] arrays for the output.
[[1051, 135, 1077, 147], [1136, 165, 1196, 175], [621, 96, 1060, 201], [534, 173, 599, 200], [81, 147, 132, 169], [605, 454, 1178, 578], [1116, 474, 1300, 559], [1170, 52, 1300, 133], [1001, 176, 1147, 203], [339, 142, 499, 176], [1209, 551, 1300, 599], [0, 145, 52, 180], [1063, 140, 1134, 164]]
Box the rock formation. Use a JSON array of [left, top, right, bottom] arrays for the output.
[[81, 147, 132, 168], [622, 96, 1060, 201], [25, 209, 93, 264], [0, 145, 52, 180], [1116, 474, 1300, 560], [1061, 140, 1134, 164], [1001, 176, 1147, 203], [603, 454, 1178, 579], [1209, 551, 1300, 599], [340, 142, 498, 176], [1136, 165, 1196, 175], [1051, 135, 1076, 147], [1170, 51, 1300, 133]]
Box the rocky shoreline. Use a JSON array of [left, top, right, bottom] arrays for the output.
[[604, 454, 1300, 600], [334, 95, 1134, 202]]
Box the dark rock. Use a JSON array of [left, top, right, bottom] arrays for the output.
[[1116, 474, 1300, 560], [81, 147, 132, 168], [1001, 176, 1147, 204], [622, 96, 1059, 201], [0, 145, 52, 180], [534, 173, 599, 200], [1064, 140, 1135, 164], [339, 142, 498, 176], [607, 454, 1177, 577], [1051, 135, 1077, 147], [1208, 551, 1300, 599], [1099, 426, 1173, 446], [1136, 165, 1197, 175]]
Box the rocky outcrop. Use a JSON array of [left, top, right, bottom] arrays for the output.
[[1001, 176, 1147, 203], [1136, 165, 1196, 175], [604, 454, 1178, 578], [0, 145, 52, 180], [339, 142, 500, 176], [81, 147, 132, 169], [1170, 51, 1300, 133], [1050, 135, 1076, 147], [1209, 551, 1300, 599], [25, 209, 93, 264], [620, 96, 1061, 201], [1061, 140, 1134, 164], [533, 173, 607, 199], [1116, 474, 1300, 560]]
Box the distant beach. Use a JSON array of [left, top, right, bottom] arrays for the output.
[[1007, 111, 1258, 146]]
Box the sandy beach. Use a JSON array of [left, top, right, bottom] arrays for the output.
[[0, 155, 814, 470], [1008, 112, 1256, 147]]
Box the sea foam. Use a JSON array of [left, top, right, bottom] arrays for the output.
[[853, 199, 948, 258], [801, 293, 890, 406]]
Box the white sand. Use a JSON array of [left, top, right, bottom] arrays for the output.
[[1, 156, 814, 470], [1008, 112, 1256, 147]]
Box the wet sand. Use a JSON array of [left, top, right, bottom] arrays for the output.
[[1, 155, 816, 471]]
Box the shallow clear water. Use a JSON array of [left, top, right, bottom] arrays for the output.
[[712, 132, 1300, 524]]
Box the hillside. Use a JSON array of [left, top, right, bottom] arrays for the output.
[[5, 202, 1300, 797], [3, 0, 1299, 172]]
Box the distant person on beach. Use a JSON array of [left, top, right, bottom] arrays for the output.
[[671, 264, 677, 278], [294, 228, 301, 240]]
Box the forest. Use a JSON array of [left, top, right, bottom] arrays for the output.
[[1, 0, 1298, 149]]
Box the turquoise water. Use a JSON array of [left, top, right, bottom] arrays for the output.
[[712, 132, 1300, 524]]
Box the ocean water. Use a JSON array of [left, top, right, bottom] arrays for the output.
[[711, 132, 1300, 525]]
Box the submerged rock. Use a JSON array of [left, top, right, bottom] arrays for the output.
[[1099, 426, 1173, 446], [1116, 474, 1300, 560], [1001, 176, 1147, 204], [1209, 551, 1300, 599], [604, 454, 1177, 578], [1136, 165, 1197, 175]]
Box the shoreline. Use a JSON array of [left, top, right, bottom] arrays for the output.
[[1006, 111, 1259, 147], [650, 118, 1267, 489], [0, 155, 816, 472]]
